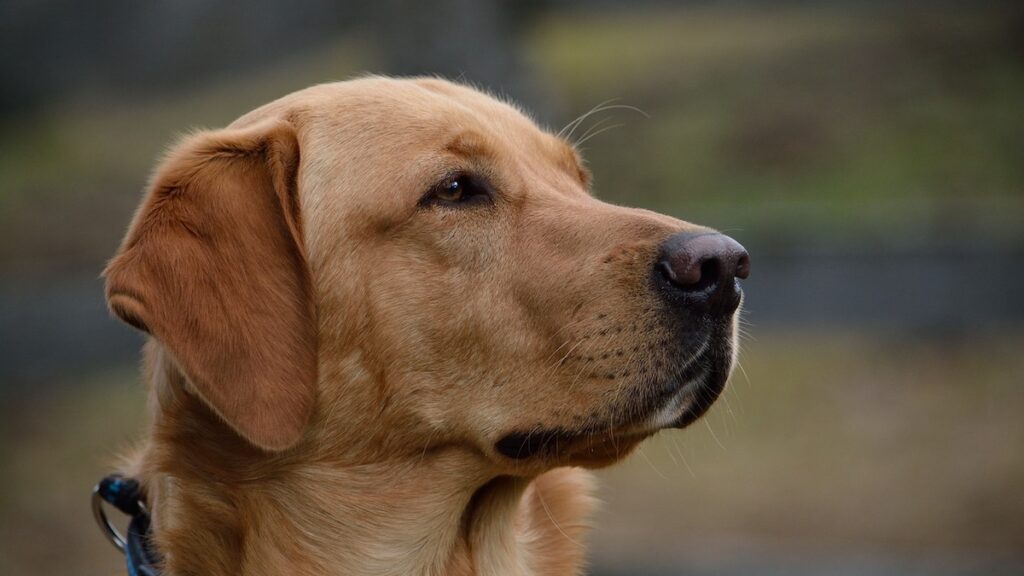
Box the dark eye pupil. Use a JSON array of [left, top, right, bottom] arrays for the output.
[[439, 177, 467, 201], [423, 174, 490, 207]]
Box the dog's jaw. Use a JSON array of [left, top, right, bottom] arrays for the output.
[[137, 343, 596, 576]]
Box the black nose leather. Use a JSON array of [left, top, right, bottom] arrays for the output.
[[656, 231, 750, 316]]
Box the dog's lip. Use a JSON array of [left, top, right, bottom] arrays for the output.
[[640, 342, 711, 415], [645, 376, 705, 429], [639, 337, 732, 430], [494, 425, 653, 463], [668, 355, 732, 429]]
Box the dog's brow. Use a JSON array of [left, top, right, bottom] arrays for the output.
[[444, 133, 497, 161]]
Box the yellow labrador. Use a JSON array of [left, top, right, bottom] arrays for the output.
[[104, 76, 749, 576]]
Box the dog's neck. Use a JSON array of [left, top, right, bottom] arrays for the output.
[[131, 342, 593, 576]]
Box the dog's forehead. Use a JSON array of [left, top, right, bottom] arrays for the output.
[[237, 78, 579, 173], [325, 79, 560, 154]]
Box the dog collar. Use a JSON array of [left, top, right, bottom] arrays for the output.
[[92, 475, 161, 576]]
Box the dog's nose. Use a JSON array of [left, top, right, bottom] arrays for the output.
[[656, 231, 750, 316]]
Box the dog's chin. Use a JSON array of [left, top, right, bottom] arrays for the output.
[[493, 336, 735, 469], [646, 360, 732, 430]]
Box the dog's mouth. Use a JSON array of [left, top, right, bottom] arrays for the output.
[[494, 329, 734, 465], [493, 427, 652, 465], [639, 334, 734, 430]]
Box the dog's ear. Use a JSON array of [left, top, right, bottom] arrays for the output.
[[104, 119, 316, 451]]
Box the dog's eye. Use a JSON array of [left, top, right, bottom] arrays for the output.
[[423, 174, 491, 207]]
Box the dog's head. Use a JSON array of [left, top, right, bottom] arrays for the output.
[[105, 77, 748, 472]]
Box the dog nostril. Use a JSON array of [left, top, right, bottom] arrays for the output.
[[696, 259, 720, 290], [656, 261, 675, 284], [659, 254, 721, 292]]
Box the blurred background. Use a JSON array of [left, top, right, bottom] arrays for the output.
[[1, 1, 1022, 575]]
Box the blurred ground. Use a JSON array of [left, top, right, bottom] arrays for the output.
[[1, 2, 1022, 575]]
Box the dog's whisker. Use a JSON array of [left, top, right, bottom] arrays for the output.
[[726, 380, 746, 418], [558, 98, 619, 139], [735, 358, 753, 390], [719, 387, 739, 425], [575, 123, 625, 148], [603, 330, 650, 441], [637, 444, 670, 482], [540, 292, 610, 373], [560, 102, 649, 143], [703, 415, 727, 452], [534, 480, 586, 549], [572, 116, 615, 146], [544, 336, 586, 371], [675, 435, 698, 479], [660, 434, 680, 468]]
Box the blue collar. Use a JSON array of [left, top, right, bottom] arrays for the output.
[[93, 475, 161, 576]]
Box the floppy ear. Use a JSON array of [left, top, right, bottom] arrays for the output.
[[104, 119, 316, 451]]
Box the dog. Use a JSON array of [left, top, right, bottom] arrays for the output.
[[103, 76, 750, 576]]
